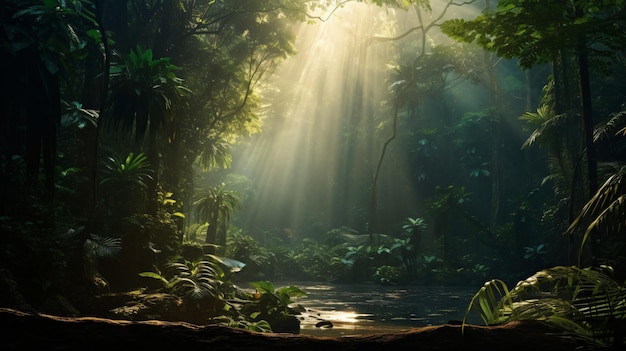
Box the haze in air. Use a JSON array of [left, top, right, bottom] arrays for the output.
[[232, 2, 485, 237], [1, 0, 625, 347]]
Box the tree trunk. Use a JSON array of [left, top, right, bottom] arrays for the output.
[[369, 92, 401, 244], [205, 212, 219, 253], [25, 54, 60, 198], [206, 224, 218, 246], [90, 0, 111, 215], [574, 6, 598, 260], [577, 46, 597, 197]]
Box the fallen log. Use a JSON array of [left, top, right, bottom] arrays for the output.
[[0, 307, 598, 350]]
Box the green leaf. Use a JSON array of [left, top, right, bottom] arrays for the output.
[[86, 29, 101, 42], [250, 281, 275, 294], [139, 271, 169, 285], [208, 254, 246, 272], [276, 286, 306, 299], [43, 0, 57, 9]]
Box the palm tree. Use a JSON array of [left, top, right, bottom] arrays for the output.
[[99, 151, 153, 216], [104, 45, 190, 214], [106, 45, 190, 141], [520, 104, 582, 203], [198, 136, 233, 172], [1, 0, 93, 200], [194, 183, 241, 255]]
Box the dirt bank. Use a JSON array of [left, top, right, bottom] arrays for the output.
[[1, 307, 598, 350]]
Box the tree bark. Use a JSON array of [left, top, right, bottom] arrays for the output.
[[577, 47, 597, 197], [574, 4, 598, 198]]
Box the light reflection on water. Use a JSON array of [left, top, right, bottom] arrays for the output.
[[281, 282, 482, 336]]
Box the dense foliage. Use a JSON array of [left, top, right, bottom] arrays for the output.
[[0, 0, 625, 344]]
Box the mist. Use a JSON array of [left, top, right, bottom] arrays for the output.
[[231, 2, 487, 238], [3, 0, 624, 343]]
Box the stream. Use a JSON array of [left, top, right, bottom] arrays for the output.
[[281, 282, 483, 336]]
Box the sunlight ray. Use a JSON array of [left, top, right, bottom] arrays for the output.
[[232, 1, 485, 235]]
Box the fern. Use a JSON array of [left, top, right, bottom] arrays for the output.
[[168, 260, 223, 300], [83, 234, 122, 258], [140, 259, 226, 302]]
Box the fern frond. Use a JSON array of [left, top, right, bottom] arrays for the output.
[[165, 259, 225, 302], [83, 234, 122, 258]]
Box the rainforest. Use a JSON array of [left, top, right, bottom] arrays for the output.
[[1, 0, 625, 349]]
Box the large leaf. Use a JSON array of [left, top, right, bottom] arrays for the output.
[[464, 266, 626, 346], [207, 254, 246, 273], [250, 281, 275, 294]]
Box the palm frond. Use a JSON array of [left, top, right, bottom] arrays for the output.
[[194, 183, 241, 223], [199, 137, 233, 171], [464, 266, 626, 346], [540, 153, 575, 197], [521, 111, 571, 149], [107, 45, 189, 140], [579, 195, 626, 255], [100, 152, 153, 189], [567, 167, 626, 243], [594, 110, 626, 143], [463, 279, 511, 329], [520, 105, 553, 131]]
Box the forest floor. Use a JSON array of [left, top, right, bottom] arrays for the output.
[[1, 307, 603, 351]]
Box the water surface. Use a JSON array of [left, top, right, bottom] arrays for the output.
[[283, 282, 482, 336]]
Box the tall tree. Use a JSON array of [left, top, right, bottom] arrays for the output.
[[442, 0, 626, 210], [0, 0, 95, 213], [93, 0, 307, 220]]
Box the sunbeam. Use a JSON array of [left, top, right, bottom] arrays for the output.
[[231, 1, 485, 237], [232, 2, 403, 235]]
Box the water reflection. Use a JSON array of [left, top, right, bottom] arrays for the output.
[[284, 282, 481, 336]]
